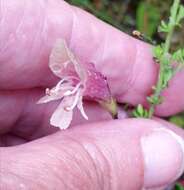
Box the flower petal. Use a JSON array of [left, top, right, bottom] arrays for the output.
[[77, 95, 88, 120], [49, 39, 71, 78], [50, 97, 74, 129], [66, 48, 87, 83], [37, 94, 62, 104], [37, 86, 65, 104], [50, 38, 87, 83]]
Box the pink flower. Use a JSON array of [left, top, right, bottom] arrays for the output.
[[38, 39, 88, 129]]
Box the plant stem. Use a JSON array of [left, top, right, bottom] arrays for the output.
[[148, 0, 180, 118], [164, 0, 179, 53]]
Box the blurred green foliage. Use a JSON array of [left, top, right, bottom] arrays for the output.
[[136, 2, 160, 37], [67, 0, 184, 47], [169, 114, 184, 128], [68, 0, 174, 37], [67, 0, 133, 32], [175, 183, 184, 190]]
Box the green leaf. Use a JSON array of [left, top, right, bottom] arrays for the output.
[[132, 104, 149, 118], [137, 104, 144, 115], [172, 49, 184, 62], [147, 95, 162, 105], [162, 53, 171, 65], [176, 5, 184, 24], [158, 20, 169, 33], [169, 0, 181, 25], [153, 45, 164, 60], [162, 67, 173, 88], [136, 2, 160, 37], [132, 110, 140, 118]]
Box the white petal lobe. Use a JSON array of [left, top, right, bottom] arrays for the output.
[[50, 102, 73, 130], [77, 96, 88, 120], [49, 39, 71, 78]]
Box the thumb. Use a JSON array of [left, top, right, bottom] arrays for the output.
[[1, 119, 184, 190]]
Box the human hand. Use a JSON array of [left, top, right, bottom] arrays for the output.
[[1, 1, 184, 190]]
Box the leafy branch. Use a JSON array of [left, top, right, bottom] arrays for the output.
[[133, 0, 184, 118]]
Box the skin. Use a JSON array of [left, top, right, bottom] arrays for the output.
[[0, 0, 184, 189]]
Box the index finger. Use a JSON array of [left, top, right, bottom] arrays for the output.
[[0, 0, 155, 90], [1, 0, 184, 116]]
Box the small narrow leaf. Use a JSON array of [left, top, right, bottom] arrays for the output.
[[137, 104, 144, 115], [172, 49, 184, 62], [132, 110, 140, 118], [153, 45, 164, 60], [158, 20, 169, 33], [162, 68, 173, 88], [132, 104, 149, 118], [147, 95, 163, 105], [176, 5, 184, 24]]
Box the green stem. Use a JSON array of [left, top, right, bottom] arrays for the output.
[[164, 0, 180, 53], [148, 0, 180, 118]]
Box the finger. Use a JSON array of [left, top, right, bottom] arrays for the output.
[[1, 119, 184, 189], [0, 134, 27, 147], [154, 117, 184, 139], [0, 89, 114, 138], [1, 0, 184, 116]]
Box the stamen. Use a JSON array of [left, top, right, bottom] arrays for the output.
[[46, 88, 60, 96], [64, 90, 81, 111], [64, 82, 82, 96], [55, 78, 70, 91], [55, 76, 80, 91], [46, 88, 51, 96], [78, 96, 88, 120]]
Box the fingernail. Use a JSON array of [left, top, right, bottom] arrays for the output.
[[142, 128, 184, 189]]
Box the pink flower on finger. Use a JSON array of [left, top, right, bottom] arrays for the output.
[[38, 39, 116, 129], [38, 39, 88, 129]]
